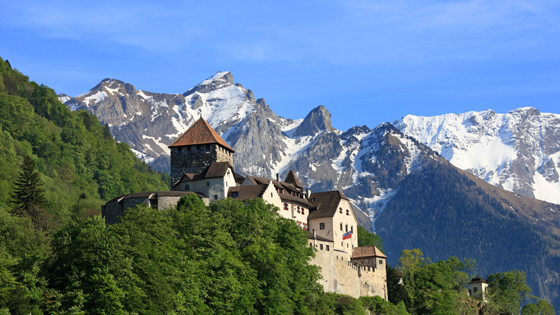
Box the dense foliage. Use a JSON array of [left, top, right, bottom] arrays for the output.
[[387, 249, 555, 315], [0, 193, 375, 314], [0, 57, 168, 222]]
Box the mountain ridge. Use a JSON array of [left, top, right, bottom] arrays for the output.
[[58, 71, 560, 308]]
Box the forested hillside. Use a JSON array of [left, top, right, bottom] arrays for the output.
[[376, 158, 560, 310], [0, 57, 169, 221]]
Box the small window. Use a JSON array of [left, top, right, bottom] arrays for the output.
[[473, 287, 478, 293], [197, 145, 201, 153], [341, 242, 343, 246], [351, 225, 353, 232], [379, 260, 383, 265], [347, 243, 349, 248], [271, 192, 273, 197], [320, 244, 323, 250], [226, 181, 228, 187], [352, 245, 354, 249], [214, 195, 218, 200], [326, 245, 330, 251], [339, 207, 342, 214], [345, 225, 348, 232], [346, 209, 350, 216], [232, 192, 238, 198], [206, 182, 210, 186], [187, 147, 191, 154], [340, 223, 343, 231], [177, 147, 182, 155], [320, 223, 325, 230], [284, 203, 288, 210], [185, 184, 190, 190]]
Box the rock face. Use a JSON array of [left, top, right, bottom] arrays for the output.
[[61, 72, 259, 166], [293, 105, 335, 137], [395, 108, 560, 204]]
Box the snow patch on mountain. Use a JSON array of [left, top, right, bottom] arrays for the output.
[[396, 108, 560, 204], [199, 71, 230, 86]]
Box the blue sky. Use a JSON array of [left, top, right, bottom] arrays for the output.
[[1, 0, 559, 130]]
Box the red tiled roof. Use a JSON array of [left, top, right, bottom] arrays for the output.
[[168, 118, 234, 151], [352, 246, 387, 259]]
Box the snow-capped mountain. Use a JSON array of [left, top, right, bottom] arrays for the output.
[[61, 72, 268, 168], [60, 73, 560, 307], [59, 72, 438, 227], [395, 108, 560, 204]]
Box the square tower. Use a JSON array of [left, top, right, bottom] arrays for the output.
[[168, 118, 234, 185]]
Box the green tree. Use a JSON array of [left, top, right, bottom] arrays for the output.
[[10, 155, 47, 225], [357, 225, 383, 251], [487, 270, 533, 315], [521, 298, 555, 315]]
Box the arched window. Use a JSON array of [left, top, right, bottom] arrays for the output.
[[473, 287, 478, 293]]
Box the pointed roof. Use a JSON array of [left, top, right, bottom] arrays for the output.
[[468, 276, 487, 284], [168, 118, 234, 151], [352, 246, 387, 259], [284, 170, 303, 189]]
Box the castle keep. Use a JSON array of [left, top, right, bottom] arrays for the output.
[[102, 117, 388, 300], [169, 118, 234, 184]]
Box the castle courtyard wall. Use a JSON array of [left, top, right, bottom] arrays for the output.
[[309, 239, 388, 299]]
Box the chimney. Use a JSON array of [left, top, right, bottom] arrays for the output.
[[313, 230, 316, 239], [276, 173, 279, 181], [306, 189, 312, 199]]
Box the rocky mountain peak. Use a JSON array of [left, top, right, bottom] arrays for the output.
[[513, 107, 541, 116], [183, 71, 234, 96], [294, 105, 335, 137]]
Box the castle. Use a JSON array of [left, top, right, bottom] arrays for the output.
[[102, 117, 388, 300]]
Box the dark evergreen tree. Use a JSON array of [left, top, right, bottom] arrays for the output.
[[10, 155, 47, 225]]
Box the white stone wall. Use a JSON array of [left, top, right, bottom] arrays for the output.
[[261, 181, 281, 207], [309, 241, 387, 300], [309, 217, 335, 242], [332, 199, 359, 251]]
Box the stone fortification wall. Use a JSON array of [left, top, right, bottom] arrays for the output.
[[103, 197, 150, 225], [309, 242, 387, 299]]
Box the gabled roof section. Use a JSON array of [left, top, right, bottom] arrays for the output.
[[284, 170, 303, 189], [352, 246, 387, 259], [172, 162, 235, 189], [228, 185, 267, 200], [194, 162, 233, 180], [308, 190, 350, 219], [168, 117, 234, 151], [244, 175, 299, 192]]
